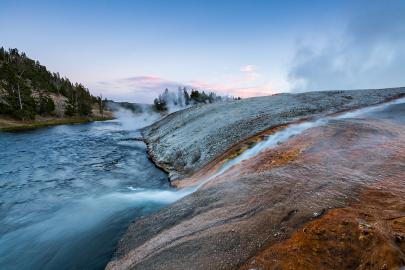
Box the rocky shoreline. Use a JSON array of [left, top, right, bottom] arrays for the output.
[[108, 88, 405, 270]]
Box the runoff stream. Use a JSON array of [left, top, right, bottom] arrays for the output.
[[0, 98, 404, 270]]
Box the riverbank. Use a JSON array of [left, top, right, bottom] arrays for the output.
[[0, 115, 114, 132]]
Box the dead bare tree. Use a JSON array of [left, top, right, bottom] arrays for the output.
[[16, 70, 24, 111], [17, 84, 22, 110]]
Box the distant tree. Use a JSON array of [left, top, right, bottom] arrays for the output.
[[183, 87, 190, 105], [200, 91, 208, 103], [190, 89, 199, 101], [75, 84, 92, 116], [208, 92, 216, 103], [153, 94, 167, 111], [98, 94, 104, 116], [37, 92, 55, 115], [65, 91, 77, 116]]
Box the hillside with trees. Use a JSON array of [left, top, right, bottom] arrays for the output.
[[0, 48, 106, 121]]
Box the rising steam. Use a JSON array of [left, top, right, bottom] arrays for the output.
[[115, 98, 405, 209]]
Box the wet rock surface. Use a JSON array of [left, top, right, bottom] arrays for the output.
[[107, 104, 405, 270], [241, 182, 405, 270], [142, 88, 405, 182]]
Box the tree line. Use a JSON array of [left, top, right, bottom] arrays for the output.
[[153, 87, 241, 111], [0, 48, 103, 120]]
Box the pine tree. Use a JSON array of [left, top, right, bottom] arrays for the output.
[[183, 87, 190, 105], [0, 48, 99, 119]]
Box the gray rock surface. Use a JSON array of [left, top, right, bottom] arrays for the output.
[[142, 88, 405, 181]]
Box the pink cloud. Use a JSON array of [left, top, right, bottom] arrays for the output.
[[187, 79, 278, 98], [119, 76, 182, 91], [230, 87, 276, 98], [91, 72, 280, 103], [240, 65, 257, 73]]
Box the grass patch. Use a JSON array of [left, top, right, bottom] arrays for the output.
[[0, 116, 113, 132]]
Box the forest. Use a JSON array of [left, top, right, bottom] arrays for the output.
[[0, 48, 102, 120]]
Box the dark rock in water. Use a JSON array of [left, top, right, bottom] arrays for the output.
[[121, 137, 144, 142]]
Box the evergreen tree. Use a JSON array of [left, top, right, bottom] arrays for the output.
[[38, 92, 55, 115], [97, 94, 104, 116], [0, 48, 98, 119], [183, 87, 190, 105]]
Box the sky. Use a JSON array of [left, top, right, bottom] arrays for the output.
[[1, 0, 405, 103]]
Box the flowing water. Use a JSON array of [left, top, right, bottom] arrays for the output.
[[0, 119, 181, 270], [197, 97, 405, 187]]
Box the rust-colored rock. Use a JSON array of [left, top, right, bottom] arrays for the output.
[[241, 184, 405, 270]]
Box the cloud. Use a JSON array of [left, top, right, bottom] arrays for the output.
[[94, 75, 230, 103], [187, 79, 277, 99], [239, 65, 260, 82], [91, 66, 279, 103], [240, 65, 257, 73], [288, 2, 405, 92], [91, 76, 190, 103], [118, 76, 184, 92], [230, 87, 273, 98]]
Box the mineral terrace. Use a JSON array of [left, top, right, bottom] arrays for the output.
[[142, 87, 405, 182], [107, 88, 405, 270]]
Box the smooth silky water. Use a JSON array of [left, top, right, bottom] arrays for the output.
[[0, 119, 180, 270]]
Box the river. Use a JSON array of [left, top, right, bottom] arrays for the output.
[[0, 117, 176, 270]]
